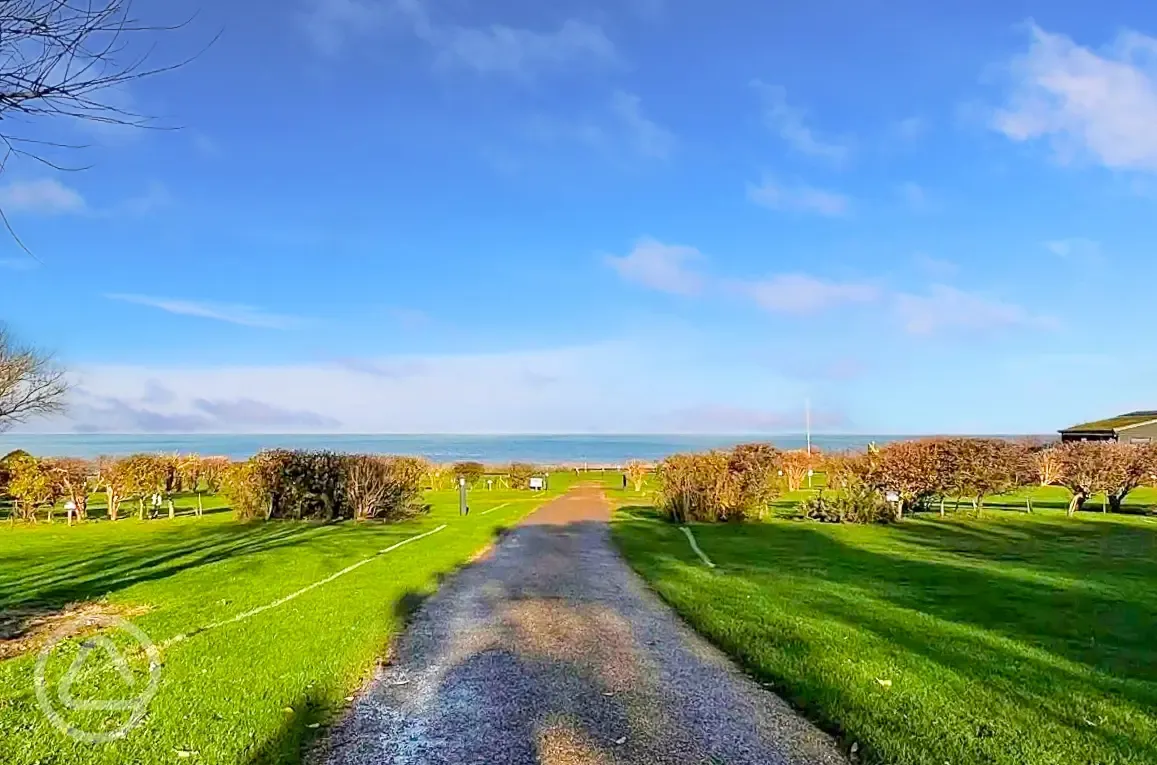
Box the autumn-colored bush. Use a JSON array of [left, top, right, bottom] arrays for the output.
[[657, 443, 781, 523], [5, 453, 59, 521], [346, 455, 429, 521], [507, 462, 536, 490], [1055, 441, 1157, 515], [624, 460, 649, 491]]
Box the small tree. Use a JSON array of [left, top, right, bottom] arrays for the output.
[[0, 326, 67, 431], [6, 453, 59, 522], [452, 461, 485, 487], [954, 439, 1019, 515], [1056, 442, 1115, 516], [425, 464, 450, 490], [201, 456, 230, 494], [96, 455, 132, 521], [47, 457, 94, 523], [1032, 447, 1062, 486], [624, 460, 649, 492], [179, 454, 206, 515], [120, 453, 169, 519], [781, 449, 814, 492]]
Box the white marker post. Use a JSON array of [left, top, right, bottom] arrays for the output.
[[459, 477, 469, 516]]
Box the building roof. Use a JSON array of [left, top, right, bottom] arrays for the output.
[[1060, 411, 1157, 434]]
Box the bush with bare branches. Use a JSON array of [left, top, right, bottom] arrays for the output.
[[624, 460, 649, 492]]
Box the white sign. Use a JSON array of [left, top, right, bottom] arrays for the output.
[[885, 492, 900, 503], [529, 477, 544, 490]]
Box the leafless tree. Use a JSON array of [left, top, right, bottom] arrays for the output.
[[0, 325, 67, 430], [0, 1, 205, 244]]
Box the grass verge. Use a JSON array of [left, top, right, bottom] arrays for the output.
[[611, 505, 1157, 765], [0, 485, 557, 764]]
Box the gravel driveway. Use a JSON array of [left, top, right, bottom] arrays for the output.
[[317, 486, 847, 765]]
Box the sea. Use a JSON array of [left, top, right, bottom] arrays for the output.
[[0, 434, 918, 463]]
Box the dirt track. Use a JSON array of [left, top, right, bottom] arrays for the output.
[[318, 486, 846, 765]]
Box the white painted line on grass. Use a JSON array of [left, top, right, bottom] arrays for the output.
[[680, 526, 716, 569], [479, 502, 512, 516], [161, 524, 448, 648]]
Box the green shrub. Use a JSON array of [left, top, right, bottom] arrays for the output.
[[800, 488, 893, 524], [225, 451, 430, 522]]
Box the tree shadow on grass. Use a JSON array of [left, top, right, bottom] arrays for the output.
[[0, 522, 332, 615], [616, 513, 1157, 764]]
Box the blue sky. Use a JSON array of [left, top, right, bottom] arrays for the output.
[[3, 0, 1157, 434]]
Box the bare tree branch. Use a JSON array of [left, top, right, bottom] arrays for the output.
[[0, 323, 68, 431]]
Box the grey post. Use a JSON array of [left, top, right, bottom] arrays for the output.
[[459, 477, 469, 516]]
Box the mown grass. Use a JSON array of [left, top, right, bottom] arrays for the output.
[[0, 480, 571, 765], [612, 502, 1157, 765]]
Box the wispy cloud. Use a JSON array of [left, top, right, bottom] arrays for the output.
[[104, 294, 304, 329], [747, 177, 851, 216], [893, 116, 927, 141], [894, 285, 1057, 336], [0, 256, 39, 271], [605, 238, 704, 295], [752, 81, 850, 163], [301, 0, 617, 76], [611, 91, 675, 159], [913, 252, 958, 279], [1045, 238, 1104, 265], [0, 179, 86, 215], [745, 274, 879, 314], [899, 181, 933, 212], [994, 23, 1157, 173]]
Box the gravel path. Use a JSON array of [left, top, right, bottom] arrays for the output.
[[318, 486, 847, 765]]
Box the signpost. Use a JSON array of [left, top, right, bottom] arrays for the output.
[[529, 477, 544, 491], [458, 477, 469, 516]]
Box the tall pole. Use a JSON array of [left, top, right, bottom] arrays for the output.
[[805, 398, 812, 488]]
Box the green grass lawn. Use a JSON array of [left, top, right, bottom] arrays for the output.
[[0, 481, 571, 765], [612, 503, 1157, 765]]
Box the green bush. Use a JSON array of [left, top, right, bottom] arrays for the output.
[[224, 450, 430, 522], [800, 488, 893, 524]]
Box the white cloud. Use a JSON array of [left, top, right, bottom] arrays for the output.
[[104, 294, 304, 329], [0, 257, 39, 271], [994, 23, 1157, 172], [913, 252, 958, 279], [752, 82, 850, 162], [605, 238, 704, 295], [899, 181, 931, 211], [301, 0, 617, 75], [894, 285, 1057, 335], [1045, 237, 1103, 265], [298, 0, 390, 56], [746, 274, 879, 314], [747, 178, 851, 216], [893, 116, 927, 141], [610, 91, 675, 159], [27, 341, 685, 434], [0, 179, 86, 215]]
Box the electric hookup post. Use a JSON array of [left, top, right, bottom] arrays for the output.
[[459, 477, 469, 516]]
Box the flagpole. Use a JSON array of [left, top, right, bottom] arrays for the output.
[[806, 398, 812, 488]]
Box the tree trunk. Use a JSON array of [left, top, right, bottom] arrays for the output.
[[1109, 493, 1124, 514], [1068, 492, 1086, 517], [939, 497, 945, 518], [197, 492, 203, 516], [1025, 496, 1033, 513], [168, 499, 175, 519]]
